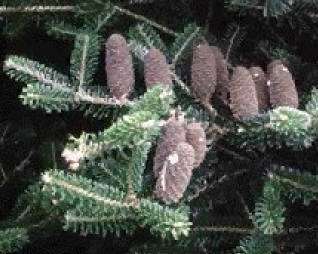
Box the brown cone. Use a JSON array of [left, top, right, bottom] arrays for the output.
[[154, 142, 195, 204], [229, 66, 259, 119], [267, 59, 284, 74], [153, 116, 186, 178], [267, 60, 299, 108], [249, 66, 270, 112], [211, 46, 230, 104], [191, 43, 217, 104], [144, 48, 172, 88], [186, 122, 207, 168], [105, 34, 134, 100]]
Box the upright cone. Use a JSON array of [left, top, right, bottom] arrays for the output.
[[186, 122, 207, 168], [229, 66, 259, 119], [211, 46, 230, 104], [154, 142, 195, 204], [144, 48, 172, 88], [191, 43, 217, 105], [249, 66, 270, 112], [105, 34, 134, 100], [267, 60, 299, 108], [153, 116, 186, 178]]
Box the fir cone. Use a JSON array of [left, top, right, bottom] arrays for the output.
[[153, 116, 186, 178], [191, 43, 217, 104], [229, 66, 259, 119], [267, 59, 287, 74], [249, 66, 270, 112], [154, 142, 195, 204], [211, 46, 230, 104], [267, 60, 299, 108], [105, 34, 134, 101], [144, 48, 172, 88], [186, 122, 207, 168]]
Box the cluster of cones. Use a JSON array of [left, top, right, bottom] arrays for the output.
[[105, 33, 202, 204], [191, 42, 299, 120], [153, 114, 207, 204], [105, 34, 172, 102], [104, 33, 298, 203]]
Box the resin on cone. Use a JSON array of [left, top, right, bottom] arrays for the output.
[[154, 142, 195, 204], [153, 115, 186, 178], [249, 66, 270, 112], [186, 122, 207, 168], [229, 66, 259, 119], [144, 48, 172, 88], [191, 43, 217, 105], [105, 34, 134, 100], [267, 60, 299, 108], [211, 46, 230, 104]]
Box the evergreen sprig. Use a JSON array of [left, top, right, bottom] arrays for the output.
[[254, 178, 285, 235], [41, 169, 192, 239], [274, 168, 318, 205], [4, 55, 121, 115], [170, 23, 201, 66], [235, 232, 274, 254], [0, 228, 29, 254], [70, 31, 101, 87], [229, 105, 316, 151], [20, 82, 75, 113], [128, 23, 168, 60], [4, 55, 70, 87], [68, 85, 173, 160]]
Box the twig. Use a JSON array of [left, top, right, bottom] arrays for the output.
[[193, 224, 318, 236], [187, 169, 248, 202], [0, 151, 33, 187], [171, 26, 201, 67], [225, 24, 240, 63], [75, 91, 133, 107], [236, 191, 252, 221], [274, 174, 318, 194], [204, 1, 213, 32], [0, 124, 10, 144], [114, 6, 178, 36], [14, 151, 33, 172], [0, 164, 8, 188], [0, 5, 75, 13], [170, 71, 192, 95], [216, 144, 252, 162], [193, 225, 254, 234], [96, 9, 117, 32], [283, 226, 318, 234], [15, 206, 31, 223], [51, 143, 57, 169]]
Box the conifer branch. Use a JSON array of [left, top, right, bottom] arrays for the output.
[[0, 5, 75, 14], [4, 56, 70, 87], [0, 228, 29, 254], [41, 170, 192, 239], [171, 24, 201, 67], [273, 170, 318, 195], [255, 178, 285, 235], [71, 32, 101, 88], [113, 6, 177, 36], [170, 72, 191, 95], [193, 226, 254, 234], [226, 24, 240, 63]]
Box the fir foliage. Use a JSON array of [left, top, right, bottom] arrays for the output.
[[254, 178, 285, 235], [235, 232, 274, 254], [0, 228, 29, 254], [41, 169, 192, 239], [70, 31, 101, 88]]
